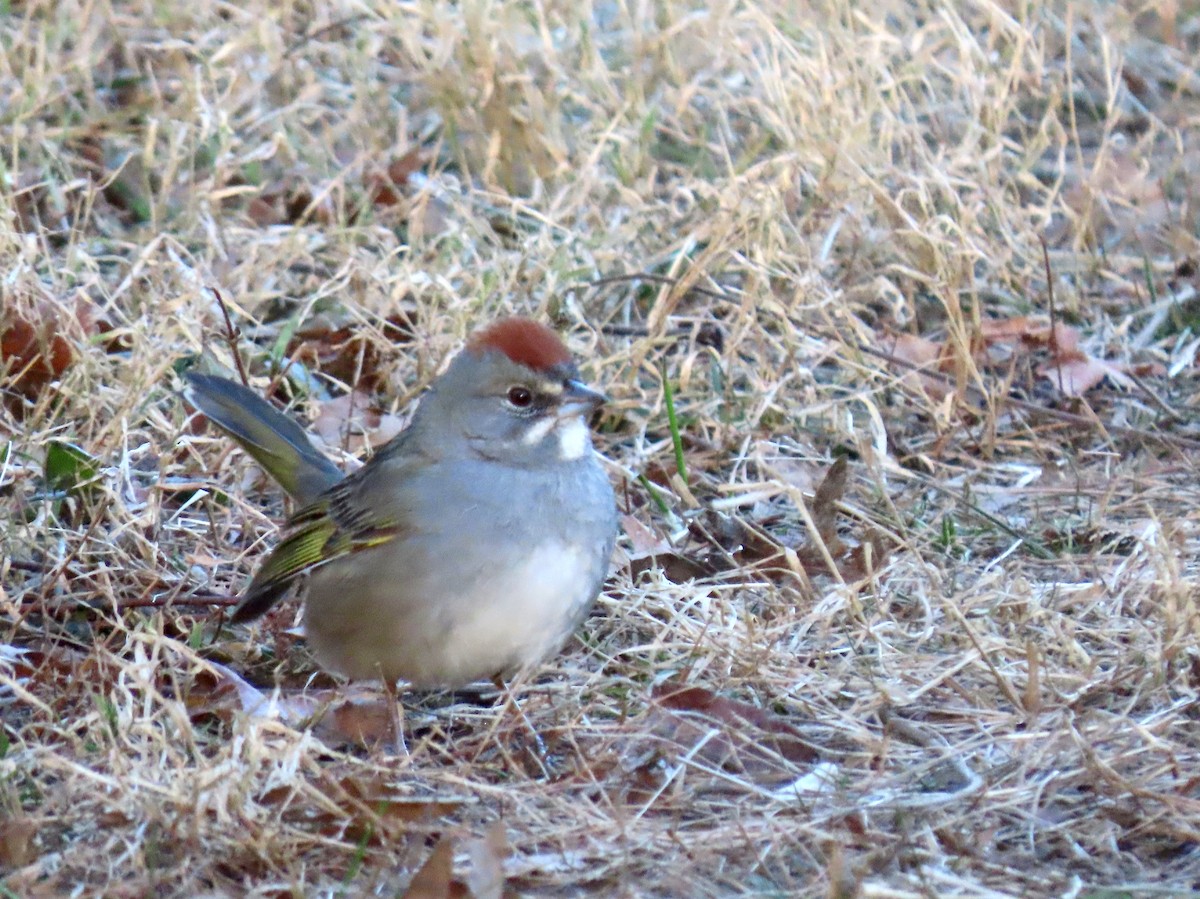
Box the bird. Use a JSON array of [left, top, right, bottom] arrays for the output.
[[184, 317, 618, 691]]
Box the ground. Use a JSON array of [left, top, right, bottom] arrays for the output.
[[3, 1, 1200, 896]]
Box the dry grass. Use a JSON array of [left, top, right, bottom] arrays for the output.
[[4, 0, 1200, 895]]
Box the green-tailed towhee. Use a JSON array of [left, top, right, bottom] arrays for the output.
[[184, 317, 617, 689]]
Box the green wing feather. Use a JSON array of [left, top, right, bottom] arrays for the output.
[[228, 436, 426, 623], [231, 496, 405, 622]]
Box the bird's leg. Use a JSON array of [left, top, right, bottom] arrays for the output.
[[382, 677, 408, 757], [488, 672, 549, 774]]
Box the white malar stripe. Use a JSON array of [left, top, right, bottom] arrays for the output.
[[556, 415, 589, 461], [521, 416, 557, 446]]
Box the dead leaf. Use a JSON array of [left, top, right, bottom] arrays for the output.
[[64, 130, 158, 225], [652, 682, 822, 768], [305, 771, 460, 836], [403, 836, 466, 899], [621, 514, 670, 560], [464, 822, 508, 899], [366, 148, 427, 210], [1027, 322, 1079, 356], [789, 457, 889, 580], [1126, 361, 1167, 378], [977, 316, 1078, 355], [1, 312, 74, 397], [627, 550, 712, 584], [620, 513, 713, 583], [288, 325, 384, 392], [71, 295, 123, 352], [247, 179, 337, 227], [12, 174, 71, 235], [321, 693, 398, 745], [808, 455, 848, 547], [0, 294, 116, 403], [311, 391, 405, 454], [1036, 352, 1116, 396], [831, 528, 891, 581], [407, 184, 455, 240], [884, 332, 953, 398], [978, 315, 1041, 343], [246, 194, 284, 227], [726, 518, 793, 577], [185, 662, 422, 747], [1060, 148, 1172, 251], [617, 681, 824, 808], [982, 317, 1135, 396], [975, 316, 1148, 397], [756, 447, 818, 493], [0, 816, 37, 868], [887, 332, 943, 368], [185, 659, 325, 726]]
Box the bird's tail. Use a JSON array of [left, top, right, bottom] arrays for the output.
[[183, 371, 343, 506]]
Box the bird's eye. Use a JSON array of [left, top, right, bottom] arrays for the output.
[[506, 386, 533, 408]]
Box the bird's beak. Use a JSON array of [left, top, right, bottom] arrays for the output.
[[558, 379, 607, 417]]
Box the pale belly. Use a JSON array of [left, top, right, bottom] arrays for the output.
[[302, 539, 603, 687]]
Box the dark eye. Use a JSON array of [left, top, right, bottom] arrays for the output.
[[506, 386, 533, 408]]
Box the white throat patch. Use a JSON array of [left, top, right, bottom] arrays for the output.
[[519, 414, 590, 461], [555, 415, 589, 461]]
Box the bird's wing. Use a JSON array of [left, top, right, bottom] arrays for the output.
[[230, 446, 423, 622]]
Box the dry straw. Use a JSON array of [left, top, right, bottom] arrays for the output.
[[2, 1, 1198, 895]]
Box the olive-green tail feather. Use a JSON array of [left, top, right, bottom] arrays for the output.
[[184, 372, 343, 505]]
